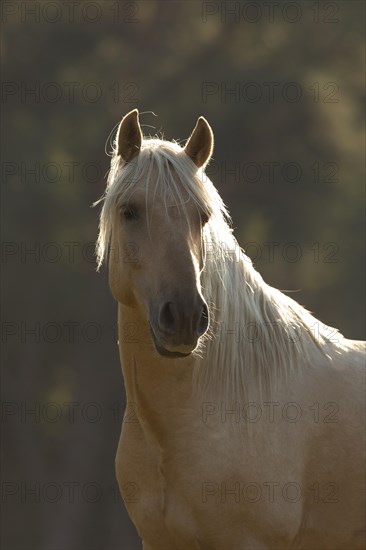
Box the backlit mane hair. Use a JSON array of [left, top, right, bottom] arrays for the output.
[[96, 137, 348, 401]]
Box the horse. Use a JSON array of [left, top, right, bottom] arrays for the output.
[[96, 109, 365, 549]]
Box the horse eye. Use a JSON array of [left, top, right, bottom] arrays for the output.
[[121, 206, 138, 221], [200, 212, 209, 226]]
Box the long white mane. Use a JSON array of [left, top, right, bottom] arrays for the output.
[[97, 138, 351, 401]]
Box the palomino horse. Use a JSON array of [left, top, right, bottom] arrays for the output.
[[97, 109, 365, 549]]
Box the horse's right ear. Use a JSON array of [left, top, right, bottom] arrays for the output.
[[116, 109, 142, 163]]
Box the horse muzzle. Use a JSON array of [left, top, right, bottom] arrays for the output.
[[149, 296, 209, 358]]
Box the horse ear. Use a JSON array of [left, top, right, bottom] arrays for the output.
[[184, 116, 214, 168], [116, 109, 142, 162]]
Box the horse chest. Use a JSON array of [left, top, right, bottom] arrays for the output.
[[116, 420, 207, 547], [117, 418, 294, 548]]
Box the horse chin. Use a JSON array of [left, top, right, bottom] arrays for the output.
[[156, 343, 192, 359], [149, 324, 193, 359]]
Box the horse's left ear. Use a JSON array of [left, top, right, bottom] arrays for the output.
[[116, 109, 143, 163], [184, 116, 214, 168]]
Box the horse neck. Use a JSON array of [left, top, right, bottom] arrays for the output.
[[117, 303, 197, 442]]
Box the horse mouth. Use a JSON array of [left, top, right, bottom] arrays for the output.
[[149, 324, 192, 358]]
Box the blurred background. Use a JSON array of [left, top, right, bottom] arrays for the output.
[[2, 1, 365, 549]]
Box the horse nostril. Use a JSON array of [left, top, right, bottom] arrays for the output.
[[158, 299, 209, 340], [198, 303, 209, 336], [159, 301, 177, 334]]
